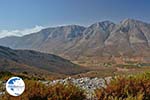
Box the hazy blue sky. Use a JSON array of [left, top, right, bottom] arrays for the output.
[[0, 0, 150, 30]]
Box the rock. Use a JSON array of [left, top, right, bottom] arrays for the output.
[[40, 77, 112, 99]]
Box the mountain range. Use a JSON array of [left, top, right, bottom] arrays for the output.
[[0, 19, 150, 64]]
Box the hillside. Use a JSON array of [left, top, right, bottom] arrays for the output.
[[0, 46, 87, 76]]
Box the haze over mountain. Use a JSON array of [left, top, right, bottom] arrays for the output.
[[0, 25, 44, 38], [0, 19, 150, 63]]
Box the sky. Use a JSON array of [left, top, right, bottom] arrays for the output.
[[0, 0, 149, 37]]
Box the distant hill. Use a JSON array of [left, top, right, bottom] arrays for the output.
[[0, 46, 87, 76], [0, 19, 149, 64]]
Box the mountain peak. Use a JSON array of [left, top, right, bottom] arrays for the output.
[[89, 21, 115, 31], [122, 18, 136, 22], [94, 20, 115, 26], [120, 18, 148, 26], [121, 18, 138, 25]]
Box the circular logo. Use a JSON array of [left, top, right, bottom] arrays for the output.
[[6, 77, 25, 96]]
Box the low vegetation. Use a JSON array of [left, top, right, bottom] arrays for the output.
[[0, 80, 86, 100], [95, 72, 150, 100], [1, 71, 150, 100]]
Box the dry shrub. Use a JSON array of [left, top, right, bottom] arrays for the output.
[[95, 73, 150, 100], [1, 80, 86, 100], [47, 83, 86, 100]]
